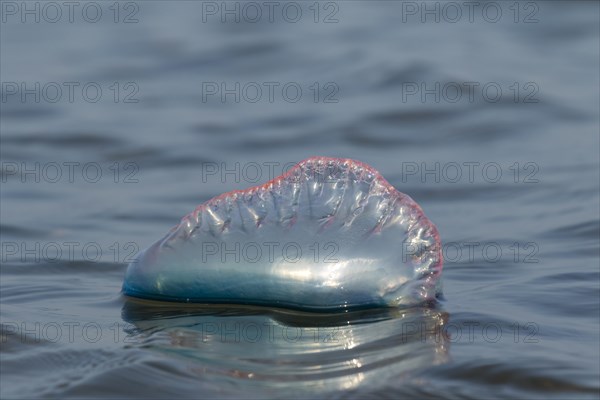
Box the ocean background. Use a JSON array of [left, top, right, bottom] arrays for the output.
[[1, 1, 599, 398]]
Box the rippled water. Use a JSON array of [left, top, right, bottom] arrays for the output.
[[1, 1, 599, 399]]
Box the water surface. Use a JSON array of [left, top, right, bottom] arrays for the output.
[[1, 1, 599, 398]]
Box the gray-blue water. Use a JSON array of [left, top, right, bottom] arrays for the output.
[[1, 1, 599, 398]]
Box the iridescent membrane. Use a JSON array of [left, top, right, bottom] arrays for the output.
[[123, 157, 442, 311]]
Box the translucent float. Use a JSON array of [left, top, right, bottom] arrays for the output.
[[123, 157, 442, 310]]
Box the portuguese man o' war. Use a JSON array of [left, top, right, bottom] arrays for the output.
[[123, 157, 442, 311]]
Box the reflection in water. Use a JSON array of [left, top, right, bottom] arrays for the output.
[[122, 298, 449, 394]]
